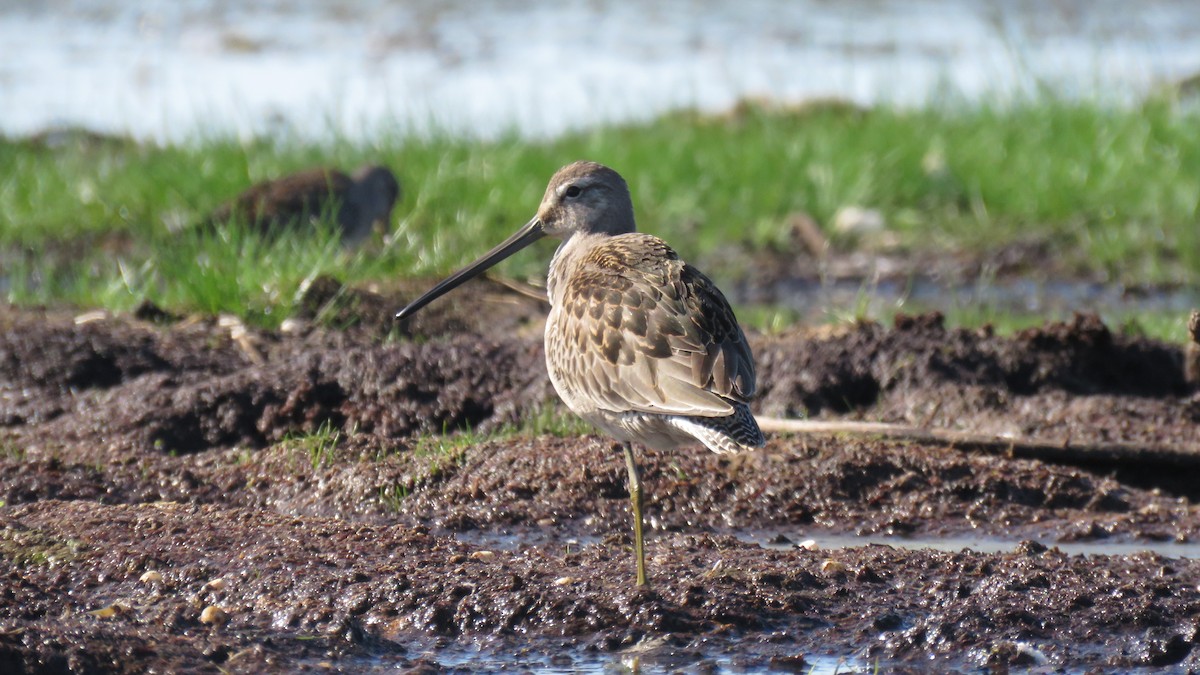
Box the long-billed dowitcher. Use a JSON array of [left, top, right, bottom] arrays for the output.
[[395, 161, 764, 586], [207, 164, 400, 247]]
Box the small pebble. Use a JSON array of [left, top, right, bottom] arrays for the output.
[[469, 550, 496, 562], [139, 570, 163, 583], [89, 603, 128, 619], [202, 578, 227, 592], [279, 318, 307, 334], [797, 539, 819, 550], [217, 314, 242, 329], [552, 577, 575, 586], [73, 310, 109, 325], [199, 605, 228, 625], [832, 206, 886, 236], [820, 559, 846, 574], [1014, 540, 1048, 556]]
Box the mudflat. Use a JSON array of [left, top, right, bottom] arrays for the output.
[[1, 285, 1198, 672]]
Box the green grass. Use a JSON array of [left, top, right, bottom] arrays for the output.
[[412, 428, 482, 460], [0, 527, 86, 568], [2, 98, 1197, 334], [372, 427, 485, 508], [372, 406, 596, 508], [499, 404, 595, 438], [377, 483, 409, 512], [733, 281, 1198, 343], [282, 420, 342, 471], [0, 442, 24, 461]]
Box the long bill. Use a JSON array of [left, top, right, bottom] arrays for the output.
[[395, 217, 545, 320]]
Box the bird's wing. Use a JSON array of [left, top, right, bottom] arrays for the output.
[[549, 233, 755, 418], [213, 168, 351, 226], [255, 169, 352, 223]]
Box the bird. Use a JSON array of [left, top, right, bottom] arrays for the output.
[[395, 161, 764, 587], [205, 164, 400, 247]]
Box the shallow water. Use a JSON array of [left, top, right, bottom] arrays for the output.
[[733, 275, 1200, 325], [3, 0, 1199, 141], [2, 264, 1193, 331], [423, 640, 869, 674], [453, 528, 1200, 560], [749, 531, 1200, 559]]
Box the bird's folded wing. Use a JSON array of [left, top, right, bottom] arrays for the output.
[[550, 234, 756, 418]]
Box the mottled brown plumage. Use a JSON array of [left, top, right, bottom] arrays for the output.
[[395, 161, 763, 586], [547, 232, 758, 445], [207, 164, 400, 246]]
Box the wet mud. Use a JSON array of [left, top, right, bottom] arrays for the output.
[[1, 288, 1199, 672]]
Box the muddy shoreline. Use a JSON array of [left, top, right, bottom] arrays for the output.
[[2, 290, 1199, 672]]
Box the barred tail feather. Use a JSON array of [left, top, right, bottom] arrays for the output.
[[667, 404, 765, 455]]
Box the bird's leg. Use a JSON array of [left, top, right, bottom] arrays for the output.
[[622, 442, 648, 587]]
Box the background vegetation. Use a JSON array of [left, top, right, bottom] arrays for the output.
[[2, 98, 1196, 339]]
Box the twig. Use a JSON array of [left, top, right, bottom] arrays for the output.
[[488, 274, 550, 304], [218, 314, 266, 365], [756, 416, 1200, 467]]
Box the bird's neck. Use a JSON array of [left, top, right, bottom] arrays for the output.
[[547, 232, 606, 306]]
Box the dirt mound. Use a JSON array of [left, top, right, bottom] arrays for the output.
[[3, 305, 1194, 456], [2, 309, 551, 454], [757, 311, 1187, 418]]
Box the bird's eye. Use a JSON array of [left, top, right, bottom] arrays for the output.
[[564, 185, 582, 198]]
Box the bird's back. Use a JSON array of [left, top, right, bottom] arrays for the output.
[[545, 232, 763, 453], [206, 168, 353, 234]]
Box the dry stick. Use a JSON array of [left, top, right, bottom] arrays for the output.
[[756, 416, 1200, 467], [787, 212, 828, 259], [488, 274, 550, 304]]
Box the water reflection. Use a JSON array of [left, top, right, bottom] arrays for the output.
[[750, 531, 1200, 559], [409, 635, 872, 674], [3, 0, 1199, 141], [452, 527, 1200, 559], [733, 275, 1200, 326]]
